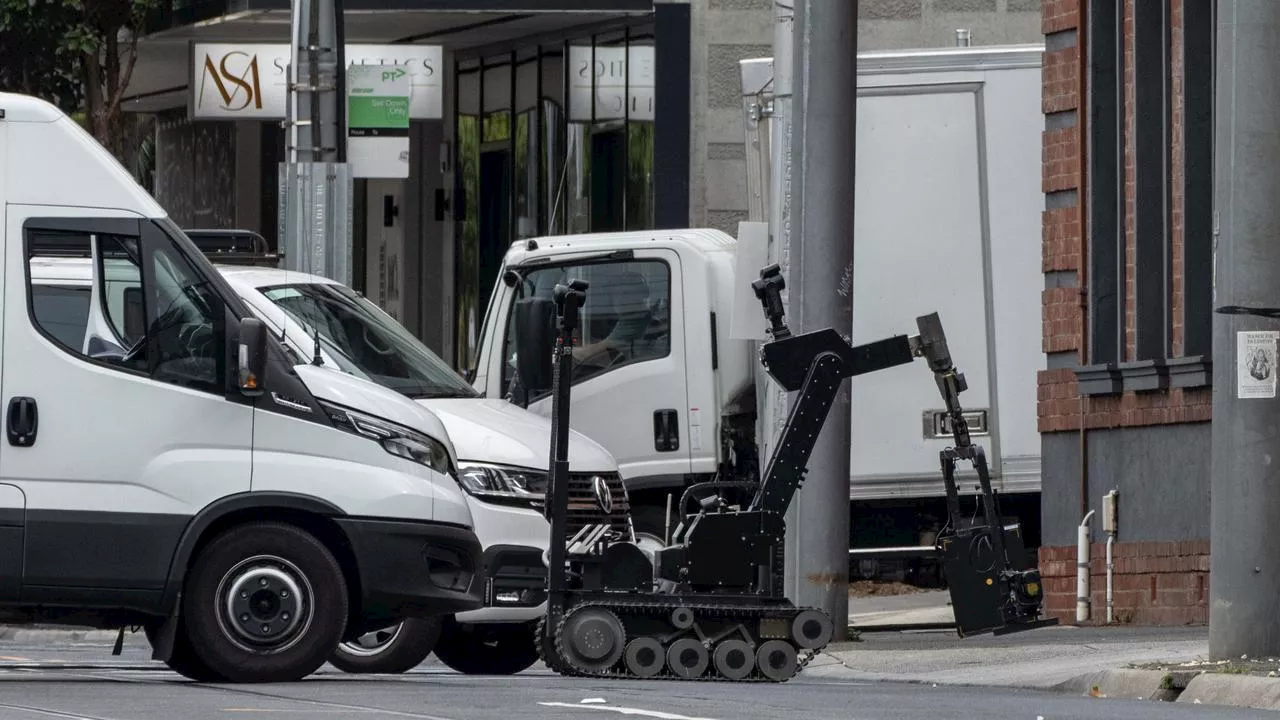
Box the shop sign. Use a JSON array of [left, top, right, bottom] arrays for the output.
[[568, 44, 655, 122], [192, 43, 442, 120], [347, 64, 411, 178]]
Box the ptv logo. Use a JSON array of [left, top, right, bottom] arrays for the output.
[[382, 68, 407, 82]]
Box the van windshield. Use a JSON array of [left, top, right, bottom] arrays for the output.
[[259, 282, 478, 400]]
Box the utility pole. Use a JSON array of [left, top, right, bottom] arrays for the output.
[[783, 0, 857, 639], [769, 0, 797, 609], [281, 0, 353, 285], [1209, 1, 1280, 661]]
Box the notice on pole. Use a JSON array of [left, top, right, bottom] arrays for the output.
[[346, 64, 411, 178], [1237, 330, 1280, 399]]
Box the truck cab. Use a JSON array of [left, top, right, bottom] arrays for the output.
[[469, 230, 753, 543]]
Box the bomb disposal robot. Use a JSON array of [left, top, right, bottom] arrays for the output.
[[528, 265, 1055, 682]]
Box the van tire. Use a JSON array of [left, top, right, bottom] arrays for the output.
[[432, 618, 539, 675], [329, 617, 442, 674], [180, 521, 349, 683], [144, 621, 228, 682]]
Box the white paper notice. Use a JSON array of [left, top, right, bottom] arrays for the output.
[[1238, 330, 1280, 398]]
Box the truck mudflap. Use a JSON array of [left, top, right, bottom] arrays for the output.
[[534, 264, 1055, 683]]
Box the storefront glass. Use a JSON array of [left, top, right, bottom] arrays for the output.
[[452, 19, 656, 371]]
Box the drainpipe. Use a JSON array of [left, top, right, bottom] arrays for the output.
[[1103, 489, 1119, 623], [1077, 509, 1095, 623]]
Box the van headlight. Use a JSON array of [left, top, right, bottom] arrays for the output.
[[456, 463, 547, 509], [320, 400, 453, 476]]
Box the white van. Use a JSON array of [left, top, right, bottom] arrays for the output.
[[29, 251, 632, 676], [0, 92, 485, 683]]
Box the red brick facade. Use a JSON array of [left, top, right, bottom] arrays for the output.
[[1039, 542, 1209, 626], [1036, 1, 1211, 625], [1037, 0, 1211, 436]]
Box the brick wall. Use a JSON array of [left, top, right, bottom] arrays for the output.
[[1037, 0, 1212, 436], [1039, 542, 1209, 626]]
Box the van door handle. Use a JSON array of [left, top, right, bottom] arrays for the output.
[[7, 397, 37, 447]]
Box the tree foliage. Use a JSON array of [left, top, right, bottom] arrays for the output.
[[0, 0, 159, 160]]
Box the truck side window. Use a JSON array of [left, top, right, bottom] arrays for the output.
[[24, 224, 226, 395], [502, 259, 671, 393]]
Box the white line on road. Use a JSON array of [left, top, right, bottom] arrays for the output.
[[0, 703, 111, 720], [537, 701, 720, 720]]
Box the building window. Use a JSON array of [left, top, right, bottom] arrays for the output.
[[1077, 0, 1212, 396], [452, 22, 657, 371]]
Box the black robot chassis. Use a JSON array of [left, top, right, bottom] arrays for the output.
[[517, 263, 1054, 683]]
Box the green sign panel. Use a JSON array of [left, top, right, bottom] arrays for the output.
[[347, 65, 411, 137], [346, 63, 412, 178]]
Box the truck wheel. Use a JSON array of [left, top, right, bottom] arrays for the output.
[[433, 618, 539, 675], [329, 617, 442, 674], [179, 521, 349, 683]]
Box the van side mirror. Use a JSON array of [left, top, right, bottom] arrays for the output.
[[514, 297, 556, 394], [123, 287, 145, 343], [237, 316, 268, 397]]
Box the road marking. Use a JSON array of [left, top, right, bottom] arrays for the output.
[[222, 709, 377, 714], [0, 703, 113, 720], [0, 656, 31, 661], [537, 702, 719, 720]]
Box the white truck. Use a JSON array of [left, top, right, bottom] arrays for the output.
[[466, 43, 1046, 573], [0, 91, 486, 683]]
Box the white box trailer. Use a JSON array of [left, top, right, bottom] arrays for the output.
[[740, 44, 1046, 554]]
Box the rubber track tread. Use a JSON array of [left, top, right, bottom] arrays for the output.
[[545, 599, 825, 683]]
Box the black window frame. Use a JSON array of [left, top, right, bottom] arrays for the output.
[[22, 217, 241, 399], [1075, 0, 1212, 396]]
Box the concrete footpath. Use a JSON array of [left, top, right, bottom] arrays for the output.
[[835, 589, 1280, 712]]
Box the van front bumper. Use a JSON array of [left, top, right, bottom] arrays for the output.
[[336, 517, 485, 632]]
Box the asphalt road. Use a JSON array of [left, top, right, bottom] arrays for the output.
[[0, 636, 1272, 720]]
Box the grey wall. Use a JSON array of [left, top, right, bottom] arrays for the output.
[[859, 0, 1043, 50], [1041, 423, 1212, 547], [689, 0, 773, 235]]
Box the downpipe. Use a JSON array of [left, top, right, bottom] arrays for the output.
[[1106, 531, 1115, 623], [1077, 509, 1095, 624]]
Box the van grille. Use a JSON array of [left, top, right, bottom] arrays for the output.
[[564, 472, 632, 540]]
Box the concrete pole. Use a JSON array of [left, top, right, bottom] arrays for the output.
[[1209, 2, 1280, 661], [784, 0, 857, 639]]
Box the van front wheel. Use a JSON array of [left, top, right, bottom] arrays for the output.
[[329, 617, 442, 674], [180, 522, 349, 683]]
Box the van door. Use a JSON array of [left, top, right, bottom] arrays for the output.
[[0, 209, 253, 608], [498, 250, 689, 484]]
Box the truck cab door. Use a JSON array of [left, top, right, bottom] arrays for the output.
[[491, 250, 690, 484]]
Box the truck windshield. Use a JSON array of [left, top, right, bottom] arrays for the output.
[[259, 282, 478, 400]]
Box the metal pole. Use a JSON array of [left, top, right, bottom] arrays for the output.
[[785, 0, 857, 640], [282, 0, 353, 285], [1209, 1, 1280, 661], [769, 0, 797, 609]]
